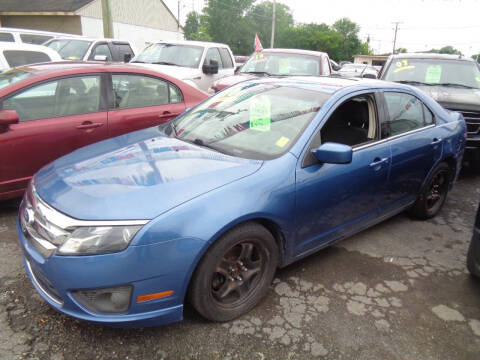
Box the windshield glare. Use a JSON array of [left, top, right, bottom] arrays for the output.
[[0, 68, 34, 90], [383, 58, 480, 89], [171, 82, 329, 160], [133, 43, 204, 68], [46, 39, 92, 60], [241, 52, 322, 76]]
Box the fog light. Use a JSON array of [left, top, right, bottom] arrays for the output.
[[72, 285, 132, 314]]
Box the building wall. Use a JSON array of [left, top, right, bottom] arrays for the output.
[[80, 16, 183, 52], [78, 0, 181, 33], [1, 15, 83, 35]]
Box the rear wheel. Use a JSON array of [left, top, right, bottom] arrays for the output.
[[467, 238, 480, 277], [188, 223, 278, 322], [409, 162, 450, 219]]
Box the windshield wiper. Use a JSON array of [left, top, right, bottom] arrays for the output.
[[151, 61, 183, 66], [395, 80, 436, 86], [436, 83, 477, 89], [130, 60, 145, 63], [242, 71, 273, 76]]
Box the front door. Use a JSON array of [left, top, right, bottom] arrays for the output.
[[294, 93, 391, 257], [0, 74, 107, 198]]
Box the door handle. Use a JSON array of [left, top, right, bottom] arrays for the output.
[[158, 111, 180, 119], [76, 122, 103, 130], [431, 137, 442, 144], [369, 157, 389, 168]]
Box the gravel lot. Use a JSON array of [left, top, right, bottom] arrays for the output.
[[1, 169, 479, 360]]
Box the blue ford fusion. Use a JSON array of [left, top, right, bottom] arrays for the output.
[[18, 77, 466, 327]]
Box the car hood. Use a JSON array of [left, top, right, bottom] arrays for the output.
[[34, 127, 262, 221], [416, 85, 480, 110], [214, 73, 258, 90], [131, 63, 200, 81]]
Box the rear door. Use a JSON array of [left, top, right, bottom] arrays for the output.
[[0, 74, 108, 197], [378, 91, 442, 213], [107, 73, 185, 138]]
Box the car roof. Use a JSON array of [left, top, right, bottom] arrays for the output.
[[388, 52, 474, 62], [48, 37, 132, 43], [260, 48, 328, 57], [151, 39, 230, 48], [244, 76, 392, 94]]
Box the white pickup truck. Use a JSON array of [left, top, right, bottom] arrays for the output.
[[131, 40, 236, 92]]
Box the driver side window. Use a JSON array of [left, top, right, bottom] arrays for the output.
[[303, 94, 378, 167]]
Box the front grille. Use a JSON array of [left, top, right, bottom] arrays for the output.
[[447, 109, 480, 137]]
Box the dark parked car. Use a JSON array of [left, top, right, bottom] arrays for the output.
[[0, 62, 208, 200], [209, 48, 332, 93], [18, 77, 465, 327], [467, 204, 480, 277], [380, 53, 480, 170]]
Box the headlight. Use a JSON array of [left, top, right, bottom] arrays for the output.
[[58, 225, 142, 255]]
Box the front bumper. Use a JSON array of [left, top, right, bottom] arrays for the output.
[[17, 217, 204, 328]]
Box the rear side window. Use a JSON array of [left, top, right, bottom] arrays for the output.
[[89, 43, 112, 61], [112, 74, 176, 109], [113, 43, 134, 62], [204, 48, 223, 69], [219, 48, 233, 68], [3, 50, 51, 67], [0, 32, 15, 42], [3, 75, 101, 121], [19, 34, 53, 45], [382, 92, 429, 138]]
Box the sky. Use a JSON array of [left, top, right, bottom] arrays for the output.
[[163, 0, 480, 56]]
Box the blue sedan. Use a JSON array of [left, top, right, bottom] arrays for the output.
[[17, 77, 466, 327]]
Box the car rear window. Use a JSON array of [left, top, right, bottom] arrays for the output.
[[3, 50, 51, 67], [0, 32, 15, 42], [19, 34, 53, 45]]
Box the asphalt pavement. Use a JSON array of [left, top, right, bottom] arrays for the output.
[[0, 169, 479, 360]]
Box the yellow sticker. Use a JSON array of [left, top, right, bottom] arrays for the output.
[[276, 136, 290, 147], [393, 65, 415, 73], [68, 56, 78, 60], [396, 60, 408, 67], [476, 77, 480, 82]]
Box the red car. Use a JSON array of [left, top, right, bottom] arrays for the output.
[[0, 62, 208, 200], [210, 49, 332, 93]]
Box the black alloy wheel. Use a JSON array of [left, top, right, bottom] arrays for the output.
[[189, 223, 278, 322]]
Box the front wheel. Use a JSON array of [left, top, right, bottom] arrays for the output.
[[188, 223, 278, 322], [409, 162, 450, 220]]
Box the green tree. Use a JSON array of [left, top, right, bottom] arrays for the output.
[[202, 0, 255, 54], [332, 17, 371, 61], [246, 1, 293, 48], [184, 11, 199, 40], [472, 54, 480, 63], [425, 45, 462, 55]]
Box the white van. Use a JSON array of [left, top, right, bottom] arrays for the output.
[[0, 43, 61, 72], [0, 27, 80, 45], [131, 40, 236, 91]]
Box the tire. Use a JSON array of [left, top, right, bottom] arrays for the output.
[[467, 238, 480, 277], [188, 223, 279, 322], [409, 162, 450, 220]]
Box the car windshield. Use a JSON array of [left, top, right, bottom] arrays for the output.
[[132, 43, 204, 68], [339, 64, 370, 72], [46, 39, 92, 60], [383, 58, 480, 89], [241, 52, 322, 76], [169, 82, 330, 160], [0, 68, 34, 90]]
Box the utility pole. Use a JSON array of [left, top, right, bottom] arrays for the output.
[[392, 22, 401, 54], [270, 0, 276, 48], [178, 1, 181, 31], [101, 0, 113, 38]]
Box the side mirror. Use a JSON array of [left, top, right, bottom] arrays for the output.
[[312, 142, 352, 164], [124, 53, 132, 63], [94, 55, 108, 61], [202, 59, 219, 74], [0, 109, 19, 131]]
